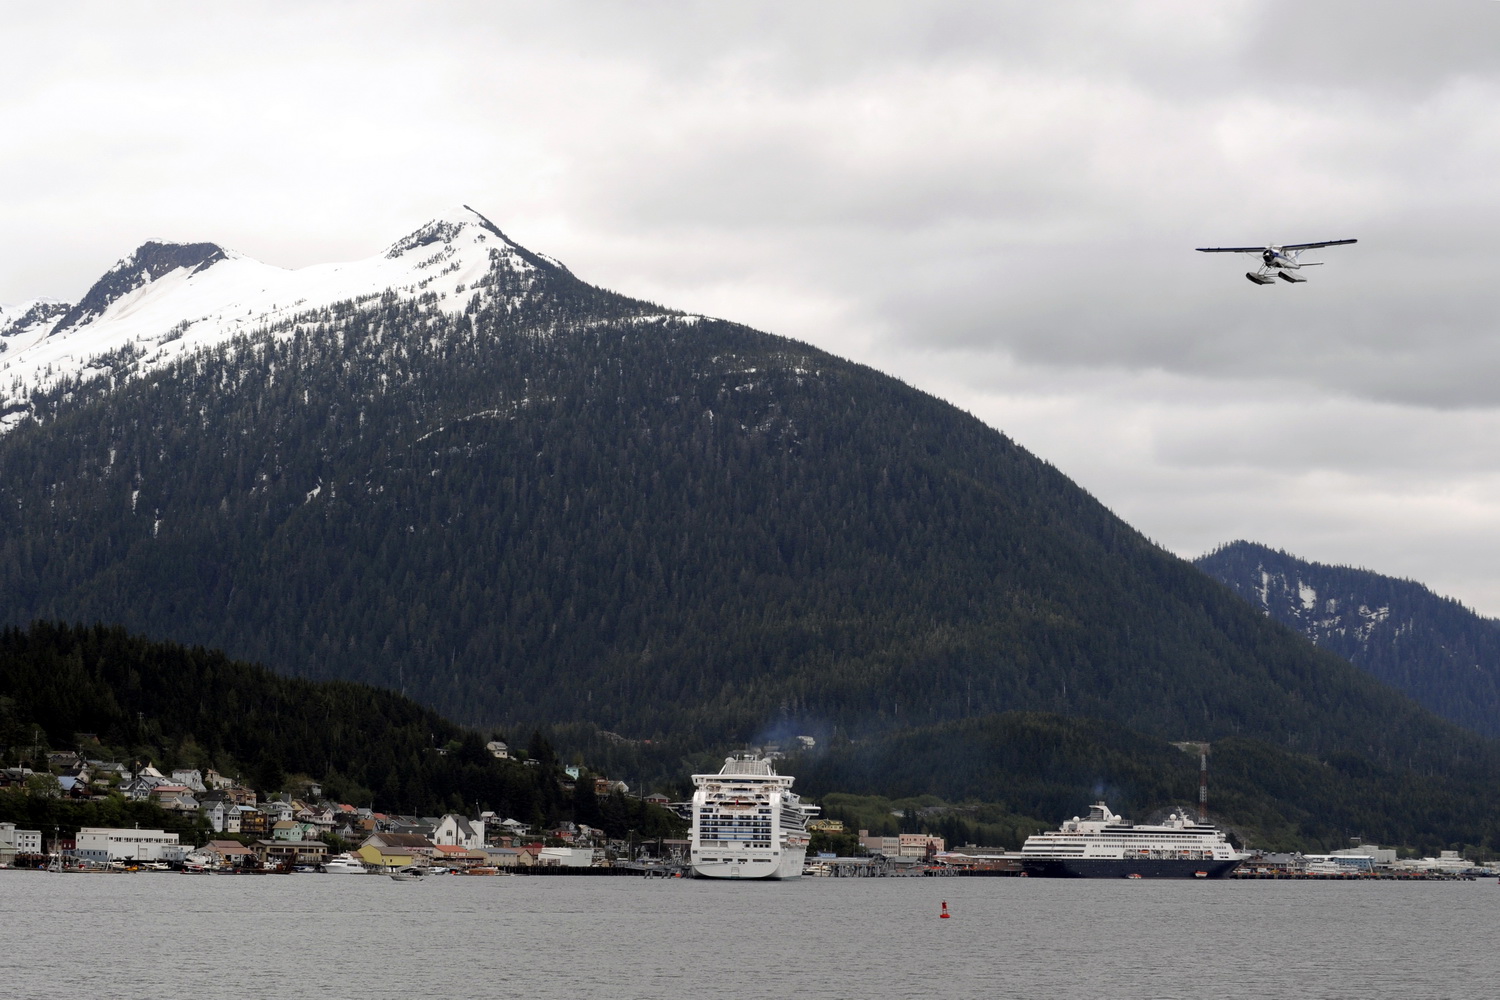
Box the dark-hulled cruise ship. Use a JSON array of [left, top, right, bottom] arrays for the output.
[[1020, 802, 1246, 879]]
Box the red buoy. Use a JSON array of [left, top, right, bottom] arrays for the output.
[[940, 900, 950, 919]]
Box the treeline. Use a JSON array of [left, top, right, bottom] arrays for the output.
[[0, 622, 682, 840]]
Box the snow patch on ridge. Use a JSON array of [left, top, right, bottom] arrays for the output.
[[0, 207, 551, 434], [1298, 583, 1317, 611]]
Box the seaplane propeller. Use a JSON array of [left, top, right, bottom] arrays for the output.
[[1197, 238, 1357, 285]]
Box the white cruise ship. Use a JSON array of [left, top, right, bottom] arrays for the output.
[[1020, 801, 1247, 879], [689, 754, 818, 879]]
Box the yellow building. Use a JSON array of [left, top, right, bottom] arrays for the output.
[[356, 832, 435, 870], [356, 844, 417, 870]]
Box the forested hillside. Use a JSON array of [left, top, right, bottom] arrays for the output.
[[1, 224, 1496, 835], [788, 712, 1500, 856], [1197, 541, 1500, 738], [0, 621, 676, 841]]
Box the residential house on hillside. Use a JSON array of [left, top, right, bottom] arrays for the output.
[[223, 785, 257, 807], [120, 774, 162, 801], [200, 795, 238, 834], [86, 760, 125, 785], [272, 820, 319, 842], [170, 769, 207, 793], [330, 806, 367, 841], [382, 818, 434, 840], [493, 817, 530, 840], [261, 799, 295, 824], [150, 785, 199, 812], [238, 809, 270, 838], [307, 805, 337, 834]]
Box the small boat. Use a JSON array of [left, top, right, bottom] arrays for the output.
[[389, 866, 426, 881], [1195, 870, 1209, 878], [320, 854, 369, 875], [1126, 873, 1144, 879]]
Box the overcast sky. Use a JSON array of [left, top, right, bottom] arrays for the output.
[[6, 1, 1500, 613]]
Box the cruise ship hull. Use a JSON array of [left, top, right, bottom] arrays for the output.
[[691, 849, 807, 880], [1021, 857, 1242, 879]]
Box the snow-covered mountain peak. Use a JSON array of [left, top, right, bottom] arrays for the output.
[[0, 207, 564, 433], [385, 204, 505, 258], [51, 240, 235, 337]]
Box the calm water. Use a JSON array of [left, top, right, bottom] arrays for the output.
[[1, 872, 1495, 999]]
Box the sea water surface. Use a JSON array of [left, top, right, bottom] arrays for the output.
[[1, 872, 1494, 999]]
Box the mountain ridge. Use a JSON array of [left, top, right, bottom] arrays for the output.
[[1195, 540, 1500, 738], [0, 207, 594, 433]]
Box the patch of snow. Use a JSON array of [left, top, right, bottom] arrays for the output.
[[1298, 582, 1317, 611]]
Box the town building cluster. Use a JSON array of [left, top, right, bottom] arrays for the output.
[[1, 747, 687, 872]]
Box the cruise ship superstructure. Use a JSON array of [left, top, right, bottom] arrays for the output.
[[1020, 802, 1247, 879], [689, 754, 817, 879]]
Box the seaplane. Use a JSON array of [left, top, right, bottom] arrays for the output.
[[1196, 238, 1357, 284]]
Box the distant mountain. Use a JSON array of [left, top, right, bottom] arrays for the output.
[[1196, 541, 1500, 738], [2, 208, 1498, 852]]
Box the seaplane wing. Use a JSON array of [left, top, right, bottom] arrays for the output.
[[1194, 246, 1266, 253], [1278, 238, 1358, 251]]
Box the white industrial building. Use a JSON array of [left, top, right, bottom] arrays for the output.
[[74, 827, 180, 862], [0, 822, 44, 861]]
